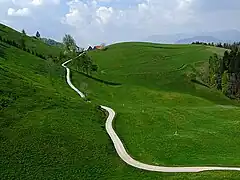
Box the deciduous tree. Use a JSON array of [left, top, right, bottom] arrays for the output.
[[63, 34, 77, 54]]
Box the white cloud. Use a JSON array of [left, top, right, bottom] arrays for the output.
[[177, 0, 194, 10], [96, 6, 113, 24], [31, 0, 43, 6], [8, 7, 30, 16], [138, 3, 148, 12], [96, 0, 112, 2], [62, 1, 94, 27], [1, 0, 240, 47], [61, 0, 198, 45], [0, 0, 64, 42], [10, 0, 60, 7]]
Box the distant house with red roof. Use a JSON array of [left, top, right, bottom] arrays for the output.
[[93, 45, 103, 50], [87, 44, 106, 51]]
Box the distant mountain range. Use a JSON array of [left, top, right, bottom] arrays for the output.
[[145, 29, 240, 44], [41, 38, 63, 47], [175, 36, 221, 44]]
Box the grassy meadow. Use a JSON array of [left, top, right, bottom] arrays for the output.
[[70, 42, 240, 168], [1, 23, 240, 179]]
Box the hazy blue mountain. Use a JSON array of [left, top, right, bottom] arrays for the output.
[[41, 38, 63, 47], [145, 33, 188, 44], [145, 29, 240, 44], [201, 29, 240, 43], [175, 36, 221, 44]]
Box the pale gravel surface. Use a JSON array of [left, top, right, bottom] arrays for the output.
[[62, 56, 240, 173]]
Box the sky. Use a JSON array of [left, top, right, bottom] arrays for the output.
[[0, 0, 240, 47]]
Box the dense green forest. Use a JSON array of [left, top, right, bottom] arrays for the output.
[[192, 41, 240, 50], [205, 48, 240, 99]]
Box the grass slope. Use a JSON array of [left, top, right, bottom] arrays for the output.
[[69, 42, 240, 177], [1, 31, 240, 179], [0, 23, 61, 57], [2, 40, 236, 180]]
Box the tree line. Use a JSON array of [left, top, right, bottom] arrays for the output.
[[206, 48, 240, 99], [0, 33, 46, 60], [192, 41, 240, 50]]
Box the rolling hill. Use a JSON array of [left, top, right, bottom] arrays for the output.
[[70, 42, 240, 177], [0, 23, 61, 57], [1, 23, 240, 179]]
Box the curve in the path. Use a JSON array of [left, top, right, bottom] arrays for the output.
[[62, 58, 240, 173], [62, 57, 85, 98]]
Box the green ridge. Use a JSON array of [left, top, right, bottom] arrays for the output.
[[0, 24, 61, 57]]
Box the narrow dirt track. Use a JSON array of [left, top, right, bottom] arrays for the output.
[[62, 56, 240, 173]]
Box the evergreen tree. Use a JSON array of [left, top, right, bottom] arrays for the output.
[[20, 37, 26, 50], [223, 51, 230, 70], [208, 53, 221, 88], [36, 31, 41, 38], [222, 71, 229, 95], [22, 29, 26, 35], [207, 48, 240, 98]]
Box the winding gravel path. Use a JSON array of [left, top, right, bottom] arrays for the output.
[[62, 57, 240, 173]]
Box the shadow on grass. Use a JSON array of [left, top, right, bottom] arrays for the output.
[[73, 69, 122, 86], [191, 79, 210, 88], [189, 79, 240, 106]]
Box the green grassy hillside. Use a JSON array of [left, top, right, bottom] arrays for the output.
[[70, 42, 240, 174], [1, 29, 240, 180], [0, 40, 161, 180], [0, 23, 61, 57], [0, 41, 108, 179]]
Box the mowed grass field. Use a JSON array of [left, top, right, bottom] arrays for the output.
[[1, 32, 240, 180], [70, 42, 240, 170]]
